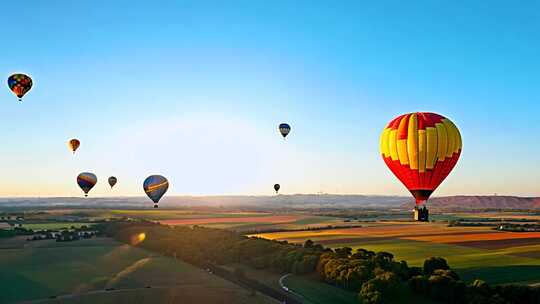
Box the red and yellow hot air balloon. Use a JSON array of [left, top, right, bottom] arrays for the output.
[[380, 112, 462, 205]]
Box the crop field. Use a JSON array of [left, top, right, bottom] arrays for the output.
[[0, 237, 273, 303], [253, 222, 540, 285], [21, 222, 92, 230], [160, 214, 351, 231]]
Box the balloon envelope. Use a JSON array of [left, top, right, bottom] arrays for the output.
[[279, 123, 291, 138], [68, 139, 80, 154], [77, 172, 97, 197], [108, 176, 117, 188], [143, 175, 169, 206], [274, 183, 280, 193], [7, 74, 32, 100], [380, 112, 462, 205]]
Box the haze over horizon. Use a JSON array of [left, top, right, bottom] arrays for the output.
[[1, 1, 539, 197]]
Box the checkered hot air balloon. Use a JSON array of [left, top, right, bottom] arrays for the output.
[[380, 112, 462, 205], [7, 73, 32, 101]]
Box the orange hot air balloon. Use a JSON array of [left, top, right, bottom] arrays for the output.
[[380, 112, 462, 205], [68, 139, 80, 154]]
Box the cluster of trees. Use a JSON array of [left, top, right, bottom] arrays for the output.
[[98, 221, 324, 275], [317, 247, 414, 303], [409, 259, 540, 304], [498, 223, 540, 232], [318, 247, 540, 304], [98, 221, 540, 304]]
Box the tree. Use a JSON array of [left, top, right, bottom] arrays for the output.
[[408, 275, 428, 294], [335, 247, 352, 258], [352, 248, 375, 260], [423, 257, 449, 275], [426, 271, 465, 303], [373, 252, 394, 270], [359, 271, 398, 304]]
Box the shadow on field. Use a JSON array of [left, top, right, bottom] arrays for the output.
[[0, 270, 53, 303], [458, 265, 540, 284]]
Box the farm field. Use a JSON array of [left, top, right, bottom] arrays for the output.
[[0, 237, 274, 304], [21, 222, 92, 230], [160, 214, 352, 232], [253, 221, 540, 285], [16, 209, 355, 232]]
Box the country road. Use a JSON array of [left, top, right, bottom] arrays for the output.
[[278, 273, 305, 302]]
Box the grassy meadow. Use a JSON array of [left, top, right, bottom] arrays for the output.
[[0, 236, 274, 303]]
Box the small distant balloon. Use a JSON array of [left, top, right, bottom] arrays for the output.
[[108, 176, 117, 189], [143, 175, 169, 208], [279, 123, 291, 138], [77, 172, 97, 197], [7, 73, 32, 101], [274, 183, 280, 194], [68, 139, 80, 154]]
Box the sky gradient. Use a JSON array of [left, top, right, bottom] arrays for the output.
[[1, 1, 539, 197]]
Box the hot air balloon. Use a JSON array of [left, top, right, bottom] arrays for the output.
[[77, 172, 97, 197], [68, 139, 80, 154], [279, 123, 291, 138], [108, 176, 117, 189], [380, 112, 462, 220], [274, 183, 280, 194], [143, 175, 169, 208], [7, 74, 32, 101]]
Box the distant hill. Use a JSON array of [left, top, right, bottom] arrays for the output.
[[0, 195, 539, 210], [0, 195, 408, 209]]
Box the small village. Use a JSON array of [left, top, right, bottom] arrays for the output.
[[0, 213, 97, 242]]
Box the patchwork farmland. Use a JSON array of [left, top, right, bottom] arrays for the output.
[[159, 213, 354, 231], [253, 221, 540, 285]]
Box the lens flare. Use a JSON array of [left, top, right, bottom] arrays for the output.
[[130, 232, 146, 245]]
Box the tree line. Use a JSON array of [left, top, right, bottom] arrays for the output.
[[97, 220, 540, 304]]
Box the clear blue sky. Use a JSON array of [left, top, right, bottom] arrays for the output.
[[1, 1, 539, 197]]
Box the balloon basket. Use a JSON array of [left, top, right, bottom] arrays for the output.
[[413, 205, 429, 222], [154, 204, 158, 208]]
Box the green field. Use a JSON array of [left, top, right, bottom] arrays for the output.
[[283, 274, 437, 304], [285, 274, 358, 304], [324, 238, 540, 284], [21, 222, 92, 230], [0, 237, 274, 303]]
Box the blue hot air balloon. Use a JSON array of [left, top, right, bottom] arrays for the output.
[[279, 123, 291, 138], [143, 175, 169, 208], [77, 172, 97, 197]]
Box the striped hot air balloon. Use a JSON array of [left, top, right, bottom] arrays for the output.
[[143, 175, 169, 208], [380, 112, 462, 205], [77, 172, 97, 197]]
